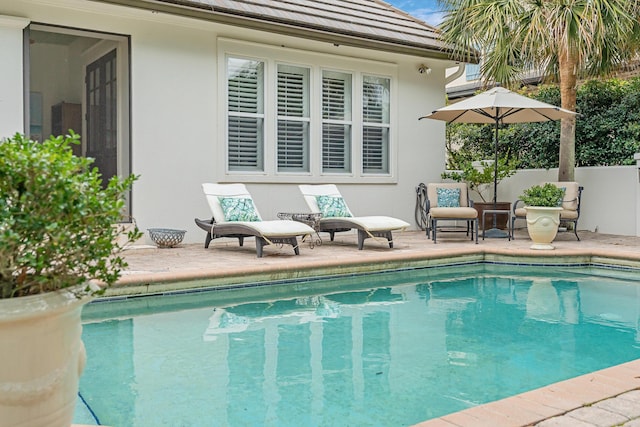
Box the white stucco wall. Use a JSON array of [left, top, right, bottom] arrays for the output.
[[0, 0, 452, 245]]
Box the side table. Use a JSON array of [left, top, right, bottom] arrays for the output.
[[277, 212, 323, 247], [482, 209, 511, 240]]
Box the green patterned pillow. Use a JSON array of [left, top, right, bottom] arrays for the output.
[[437, 187, 460, 207], [315, 195, 352, 218], [218, 197, 260, 222]]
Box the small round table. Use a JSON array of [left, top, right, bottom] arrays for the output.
[[277, 212, 323, 247]]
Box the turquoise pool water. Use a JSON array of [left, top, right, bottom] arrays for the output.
[[75, 264, 640, 426]]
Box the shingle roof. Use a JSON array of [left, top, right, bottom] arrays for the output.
[[99, 0, 466, 60]]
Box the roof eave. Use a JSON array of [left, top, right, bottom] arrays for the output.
[[90, 0, 464, 60]]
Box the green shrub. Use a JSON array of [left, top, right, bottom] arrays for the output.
[[0, 132, 142, 298], [520, 183, 565, 207]]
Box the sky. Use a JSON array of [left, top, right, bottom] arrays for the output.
[[385, 0, 444, 27]]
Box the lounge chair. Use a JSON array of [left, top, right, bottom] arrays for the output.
[[298, 184, 410, 250], [511, 181, 583, 240], [194, 183, 315, 257], [425, 183, 478, 244]]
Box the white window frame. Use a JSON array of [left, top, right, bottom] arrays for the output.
[[218, 38, 397, 184]]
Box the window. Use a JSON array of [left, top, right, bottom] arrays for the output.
[[322, 70, 352, 173], [277, 64, 310, 172], [227, 57, 264, 171], [466, 63, 480, 81], [362, 75, 390, 174], [222, 41, 396, 182]]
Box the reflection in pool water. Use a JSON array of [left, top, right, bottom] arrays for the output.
[[76, 265, 640, 427]]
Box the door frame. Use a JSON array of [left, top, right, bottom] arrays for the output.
[[24, 24, 132, 217]]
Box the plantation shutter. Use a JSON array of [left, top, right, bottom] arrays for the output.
[[227, 58, 264, 171], [362, 76, 390, 174], [277, 65, 309, 172], [322, 71, 352, 173]]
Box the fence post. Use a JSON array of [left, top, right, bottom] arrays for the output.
[[635, 153, 640, 237]]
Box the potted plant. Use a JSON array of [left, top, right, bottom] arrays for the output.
[[441, 155, 517, 230], [0, 132, 141, 426], [519, 183, 565, 250]]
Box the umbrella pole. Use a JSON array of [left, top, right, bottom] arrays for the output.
[[493, 118, 499, 208], [485, 115, 509, 239]]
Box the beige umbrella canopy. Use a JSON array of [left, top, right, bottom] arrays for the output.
[[420, 86, 576, 205]]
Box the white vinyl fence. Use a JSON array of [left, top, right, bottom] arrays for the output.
[[470, 164, 639, 237]]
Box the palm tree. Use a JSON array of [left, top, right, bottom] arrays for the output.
[[438, 0, 640, 181]]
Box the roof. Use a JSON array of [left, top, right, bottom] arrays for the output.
[[97, 0, 469, 60]]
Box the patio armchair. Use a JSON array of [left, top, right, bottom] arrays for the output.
[[298, 184, 410, 250], [511, 181, 583, 240], [194, 183, 315, 257], [425, 183, 478, 244]]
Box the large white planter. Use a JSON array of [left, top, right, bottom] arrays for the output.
[[525, 206, 562, 250], [0, 288, 91, 427]]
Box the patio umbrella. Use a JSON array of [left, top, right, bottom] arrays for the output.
[[419, 86, 576, 237]]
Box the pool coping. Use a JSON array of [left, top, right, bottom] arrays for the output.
[[412, 359, 640, 427], [107, 246, 640, 298]]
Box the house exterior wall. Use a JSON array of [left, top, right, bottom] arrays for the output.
[[0, 0, 451, 245]]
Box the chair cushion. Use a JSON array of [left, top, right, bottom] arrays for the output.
[[514, 207, 527, 218], [430, 207, 478, 219], [427, 183, 469, 207], [321, 216, 410, 232], [219, 197, 260, 222], [316, 195, 352, 218], [560, 209, 579, 220], [244, 220, 314, 237], [437, 187, 461, 207]]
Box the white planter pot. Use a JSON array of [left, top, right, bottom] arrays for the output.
[[0, 288, 91, 427], [525, 206, 562, 250]]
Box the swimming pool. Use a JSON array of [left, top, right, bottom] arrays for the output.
[[74, 264, 640, 426]]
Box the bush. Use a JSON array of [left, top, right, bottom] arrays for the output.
[[520, 183, 565, 207], [0, 132, 141, 298]]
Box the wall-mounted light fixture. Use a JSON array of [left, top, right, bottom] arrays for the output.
[[418, 64, 432, 75]]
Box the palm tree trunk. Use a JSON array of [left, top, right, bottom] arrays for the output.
[[558, 49, 578, 182]]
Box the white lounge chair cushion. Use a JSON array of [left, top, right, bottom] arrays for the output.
[[324, 215, 410, 232], [228, 220, 315, 237], [298, 184, 409, 231]]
